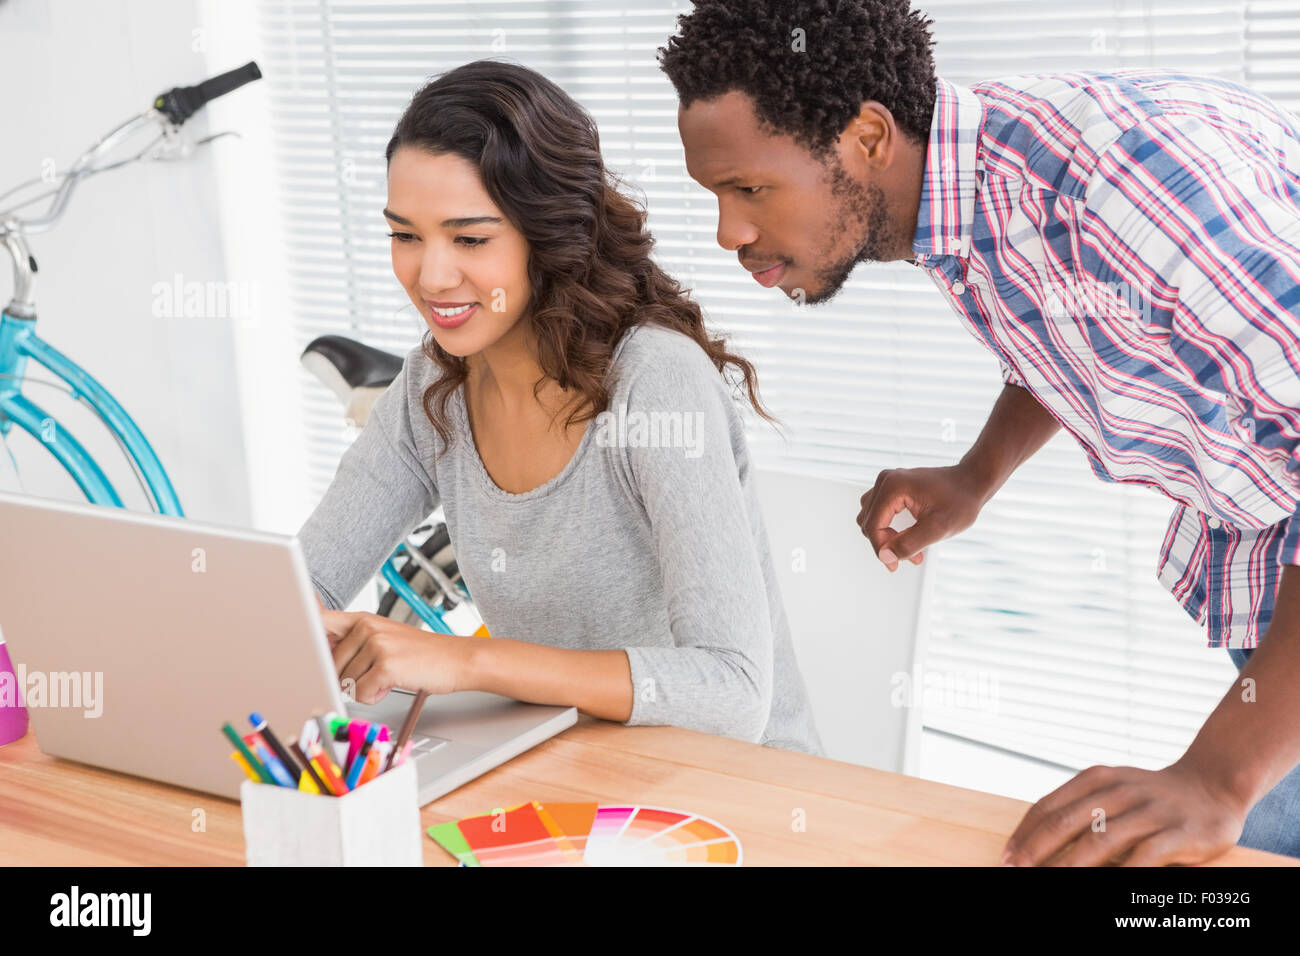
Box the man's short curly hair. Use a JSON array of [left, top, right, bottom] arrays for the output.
[[658, 0, 937, 157]]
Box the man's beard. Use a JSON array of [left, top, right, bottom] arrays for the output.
[[801, 158, 899, 306]]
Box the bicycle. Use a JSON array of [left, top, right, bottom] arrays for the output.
[[300, 335, 488, 637], [0, 61, 263, 516]]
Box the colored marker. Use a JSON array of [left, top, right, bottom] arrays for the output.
[[250, 713, 302, 781], [299, 717, 322, 753], [309, 752, 346, 795], [308, 742, 347, 795], [315, 714, 344, 766], [345, 724, 379, 790], [290, 740, 333, 797], [222, 722, 274, 784], [357, 745, 383, 786], [346, 720, 371, 771], [230, 750, 261, 782], [256, 743, 296, 787]]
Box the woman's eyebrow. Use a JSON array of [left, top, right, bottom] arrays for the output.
[[382, 208, 503, 228], [440, 215, 503, 227]]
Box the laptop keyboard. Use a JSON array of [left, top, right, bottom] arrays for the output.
[[409, 734, 450, 757]]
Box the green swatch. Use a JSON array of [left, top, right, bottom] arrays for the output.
[[427, 821, 481, 867]]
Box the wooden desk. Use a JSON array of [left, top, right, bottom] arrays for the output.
[[0, 719, 1292, 866]]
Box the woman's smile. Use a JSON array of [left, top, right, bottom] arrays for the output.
[[426, 300, 479, 329]]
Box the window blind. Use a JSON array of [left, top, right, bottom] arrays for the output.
[[1246, 0, 1300, 116], [253, 0, 1295, 771]]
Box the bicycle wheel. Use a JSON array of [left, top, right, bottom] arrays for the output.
[[377, 525, 464, 626]]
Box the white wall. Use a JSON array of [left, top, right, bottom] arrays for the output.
[[196, 0, 314, 537], [0, 0, 255, 528]]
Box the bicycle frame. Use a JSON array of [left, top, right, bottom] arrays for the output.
[[381, 542, 453, 633], [0, 308, 183, 514]]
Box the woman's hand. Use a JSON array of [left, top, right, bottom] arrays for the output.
[[320, 610, 474, 704]]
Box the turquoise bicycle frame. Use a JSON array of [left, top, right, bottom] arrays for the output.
[[381, 541, 454, 634], [0, 309, 183, 514]]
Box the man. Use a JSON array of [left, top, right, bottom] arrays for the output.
[[659, 0, 1300, 865]]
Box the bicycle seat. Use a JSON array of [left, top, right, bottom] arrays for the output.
[[301, 335, 406, 428], [301, 335, 404, 389]]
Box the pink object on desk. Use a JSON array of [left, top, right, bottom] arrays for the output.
[[0, 642, 29, 747]]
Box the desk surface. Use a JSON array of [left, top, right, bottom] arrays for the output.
[[0, 719, 1292, 866]]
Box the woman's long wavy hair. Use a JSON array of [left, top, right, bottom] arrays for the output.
[[384, 59, 774, 453]]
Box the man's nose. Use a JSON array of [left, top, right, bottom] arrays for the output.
[[716, 203, 758, 252]]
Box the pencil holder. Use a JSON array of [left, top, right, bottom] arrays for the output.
[[240, 758, 422, 866]]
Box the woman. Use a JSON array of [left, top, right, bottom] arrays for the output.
[[297, 59, 823, 755]]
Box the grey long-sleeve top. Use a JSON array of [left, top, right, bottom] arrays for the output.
[[296, 323, 824, 755]]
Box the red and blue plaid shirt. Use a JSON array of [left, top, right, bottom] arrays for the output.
[[913, 71, 1300, 648]]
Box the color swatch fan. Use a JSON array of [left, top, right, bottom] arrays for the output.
[[428, 801, 743, 866], [584, 805, 740, 865]]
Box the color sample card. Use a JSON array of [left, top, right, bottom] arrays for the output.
[[427, 801, 742, 866], [534, 800, 598, 863], [427, 802, 530, 867], [456, 802, 570, 866]]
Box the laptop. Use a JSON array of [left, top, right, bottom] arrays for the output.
[[0, 490, 575, 804]]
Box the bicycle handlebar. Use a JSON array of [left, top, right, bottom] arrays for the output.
[[1, 60, 263, 313], [152, 61, 262, 126]]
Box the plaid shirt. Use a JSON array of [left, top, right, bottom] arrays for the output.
[[913, 72, 1300, 648]]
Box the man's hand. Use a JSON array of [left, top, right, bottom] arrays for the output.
[[856, 464, 989, 572], [1002, 762, 1248, 866], [856, 383, 1060, 571], [321, 610, 473, 704], [1006, 565, 1300, 866]]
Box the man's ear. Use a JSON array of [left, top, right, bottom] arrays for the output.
[[847, 100, 897, 170]]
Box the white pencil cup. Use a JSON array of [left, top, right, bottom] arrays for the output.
[[240, 758, 423, 866]]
